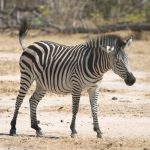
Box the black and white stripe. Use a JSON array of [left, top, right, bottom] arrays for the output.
[[10, 20, 135, 138]]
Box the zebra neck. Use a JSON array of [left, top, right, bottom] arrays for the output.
[[90, 47, 111, 76]]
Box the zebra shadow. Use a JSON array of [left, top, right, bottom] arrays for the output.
[[0, 132, 63, 140], [0, 133, 9, 136], [28, 134, 61, 139]]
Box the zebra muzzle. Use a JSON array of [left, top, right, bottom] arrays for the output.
[[125, 72, 136, 86]]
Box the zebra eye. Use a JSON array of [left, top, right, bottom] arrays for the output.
[[106, 46, 114, 53]]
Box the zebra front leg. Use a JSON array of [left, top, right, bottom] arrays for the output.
[[70, 92, 81, 138], [88, 88, 102, 138], [29, 88, 46, 136]]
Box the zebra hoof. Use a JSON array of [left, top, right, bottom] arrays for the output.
[[37, 120, 40, 124], [36, 129, 43, 137], [97, 133, 102, 138], [71, 133, 78, 138], [9, 128, 16, 136]]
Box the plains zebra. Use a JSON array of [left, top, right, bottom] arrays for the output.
[[10, 20, 136, 138]]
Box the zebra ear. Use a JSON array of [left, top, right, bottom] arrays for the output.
[[124, 36, 133, 47], [101, 46, 115, 53]]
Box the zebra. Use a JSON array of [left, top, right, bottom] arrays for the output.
[[9, 20, 136, 138]]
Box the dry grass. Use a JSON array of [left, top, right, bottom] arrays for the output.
[[0, 80, 63, 96], [0, 32, 86, 53], [0, 81, 19, 94], [0, 81, 36, 95], [0, 60, 19, 75], [128, 41, 150, 71]]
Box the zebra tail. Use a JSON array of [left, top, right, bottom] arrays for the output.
[[19, 18, 28, 51]]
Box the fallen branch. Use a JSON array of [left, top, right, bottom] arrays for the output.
[[62, 23, 150, 33]]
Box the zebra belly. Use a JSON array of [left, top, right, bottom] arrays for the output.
[[34, 66, 103, 94], [47, 81, 72, 94]]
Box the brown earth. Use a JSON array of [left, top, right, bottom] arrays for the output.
[[0, 31, 150, 150]]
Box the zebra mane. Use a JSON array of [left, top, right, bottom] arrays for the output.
[[85, 34, 125, 49]]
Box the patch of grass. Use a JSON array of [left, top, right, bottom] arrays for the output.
[[0, 81, 19, 94], [0, 81, 36, 95], [0, 60, 19, 75], [0, 32, 86, 53], [128, 41, 150, 71]]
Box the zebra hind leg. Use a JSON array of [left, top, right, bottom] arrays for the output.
[[29, 85, 46, 136], [10, 94, 24, 136], [10, 74, 33, 136], [70, 91, 81, 138]]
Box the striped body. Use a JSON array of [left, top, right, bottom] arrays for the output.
[[20, 41, 108, 94]]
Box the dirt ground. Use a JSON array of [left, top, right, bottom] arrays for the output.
[[0, 31, 150, 150]]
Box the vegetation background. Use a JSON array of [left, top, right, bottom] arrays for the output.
[[0, 0, 150, 33]]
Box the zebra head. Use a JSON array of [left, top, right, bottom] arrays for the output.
[[86, 35, 136, 86], [107, 36, 136, 86]]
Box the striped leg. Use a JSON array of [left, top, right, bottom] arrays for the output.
[[88, 88, 102, 138], [70, 89, 81, 138], [10, 73, 33, 136], [29, 86, 46, 136]]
